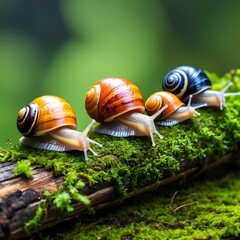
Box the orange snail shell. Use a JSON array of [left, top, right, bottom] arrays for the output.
[[17, 95, 77, 137], [85, 78, 145, 122], [145, 91, 184, 119]]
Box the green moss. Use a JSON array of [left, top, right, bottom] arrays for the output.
[[0, 69, 240, 219], [53, 192, 74, 213], [25, 205, 44, 232], [13, 159, 32, 178], [42, 159, 240, 240]]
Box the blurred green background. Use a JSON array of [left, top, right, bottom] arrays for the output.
[[1, 0, 240, 148]]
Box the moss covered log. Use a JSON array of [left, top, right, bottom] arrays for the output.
[[0, 70, 240, 239], [41, 157, 240, 240]]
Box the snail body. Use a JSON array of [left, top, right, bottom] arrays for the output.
[[162, 66, 240, 110], [17, 95, 101, 160], [145, 91, 202, 126], [190, 82, 240, 110], [85, 78, 168, 146]]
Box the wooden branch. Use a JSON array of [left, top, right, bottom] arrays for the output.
[[0, 162, 63, 198], [0, 151, 239, 240]]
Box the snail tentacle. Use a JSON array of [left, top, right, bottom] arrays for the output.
[[88, 147, 99, 156], [192, 81, 240, 110], [153, 129, 163, 140], [82, 119, 96, 136], [87, 138, 103, 147]]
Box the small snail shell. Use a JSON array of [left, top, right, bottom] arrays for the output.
[[162, 66, 240, 110], [85, 78, 168, 146], [17, 95, 102, 160], [145, 91, 201, 126], [162, 66, 211, 103], [145, 91, 183, 118]]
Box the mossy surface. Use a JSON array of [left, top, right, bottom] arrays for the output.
[[1, 101, 239, 195], [1, 70, 240, 198], [40, 158, 240, 240], [0, 70, 240, 237]]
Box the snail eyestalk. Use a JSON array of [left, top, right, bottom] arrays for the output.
[[223, 82, 240, 97], [150, 104, 168, 145], [218, 82, 240, 110], [81, 119, 102, 160], [83, 119, 96, 135], [187, 95, 206, 116], [84, 147, 99, 160], [83, 119, 103, 148], [150, 104, 168, 121]]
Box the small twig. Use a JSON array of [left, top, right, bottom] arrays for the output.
[[186, 192, 198, 198], [172, 201, 198, 213], [100, 227, 112, 233], [96, 226, 112, 239], [87, 220, 101, 228], [169, 191, 178, 208]]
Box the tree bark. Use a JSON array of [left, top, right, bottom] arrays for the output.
[[0, 151, 239, 240]]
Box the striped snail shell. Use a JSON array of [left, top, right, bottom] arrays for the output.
[[85, 78, 145, 123], [17, 95, 76, 136], [162, 66, 240, 110], [162, 66, 211, 103], [145, 91, 184, 119], [145, 91, 202, 126], [17, 95, 101, 160], [85, 78, 168, 146]]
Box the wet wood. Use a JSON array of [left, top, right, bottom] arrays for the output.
[[0, 151, 239, 240]]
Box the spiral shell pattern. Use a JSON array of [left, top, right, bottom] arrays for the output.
[[85, 83, 102, 122], [145, 92, 163, 116], [17, 103, 39, 136], [162, 66, 211, 103], [17, 96, 77, 136], [85, 78, 145, 123], [145, 91, 184, 119]]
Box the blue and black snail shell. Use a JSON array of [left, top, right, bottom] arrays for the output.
[[162, 66, 211, 104]]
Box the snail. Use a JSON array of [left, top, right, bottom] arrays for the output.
[[17, 95, 102, 160], [85, 78, 168, 146], [162, 66, 240, 110], [145, 91, 205, 126]]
